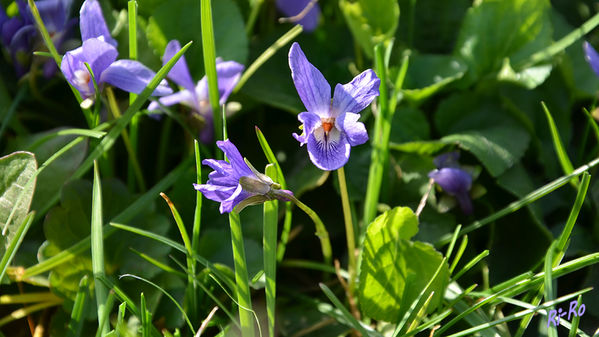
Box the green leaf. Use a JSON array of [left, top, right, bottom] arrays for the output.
[[442, 126, 530, 177], [390, 107, 430, 144], [146, 0, 247, 76], [339, 0, 399, 57], [0, 152, 37, 253], [455, 0, 553, 85], [358, 207, 449, 322], [402, 55, 467, 103]]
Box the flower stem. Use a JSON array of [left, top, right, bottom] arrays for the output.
[[229, 213, 255, 337], [278, 192, 332, 266], [337, 166, 357, 293]]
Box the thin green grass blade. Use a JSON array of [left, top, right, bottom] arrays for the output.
[[96, 276, 140, 317], [229, 212, 255, 337], [22, 156, 192, 279], [255, 126, 294, 263], [200, 0, 222, 141], [263, 164, 279, 337], [280, 259, 349, 278], [27, 128, 107, 152], [569, 295, 584, 337], [582, 108, 599, 144], [67, 276, 89, 337], [404, 309, 452, 337], [544, 241, 558, 337], [557, 172, 590, 254], [128, 0, 140, 191], [406, 291, 435, 333], [95, 291, 116, 337], [444, 288, 593, 337], [0, 212, 34, 283], [446, 283, 478, 309], [0, 300, 62, 327], [141, 293, 150, 337], [363, 43, 391, 226], [444, 224, 462, 262], [27, 0, 61, 65], [129, 248, 187, 278], [451, 250, 489, 282], [116, 302, 126, 337], [393, 258, 447, 337], [436, 156, 599, 247], [192, 139, 203, 255], [449, 235, 468, 274], [234, 25, 303, 93], [159, 193, 193, 254], [91, 161, 109, 335], [245, 0, 264, 36], [319, 283, 381, 337], [542, 102, 575, 184], [122, 274, 196, 335], [0, 293, 59, 304]]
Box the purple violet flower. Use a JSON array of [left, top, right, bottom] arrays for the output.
[[428, 152, 473, 215], [148, 40, 244, 143], [60, 0, 171, 102], [276, 0, 321, 32], [289, 42, 380, 171], [583, 41, 599, 77], [194, 139, 291, 214]]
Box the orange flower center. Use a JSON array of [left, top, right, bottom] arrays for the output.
[[321, 118, 335, 133]]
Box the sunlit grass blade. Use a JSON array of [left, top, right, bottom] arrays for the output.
[[95, 291, 116, 337], [0, 212, 34, 283], [96, 276, 140, 317], [443, 288, 593, 337], [0, 292, 59, 304], [557, 172, 590, 255], [451, 250, 489, 282], [449, 235, 468, 274], [91, 161, 109, 335], [116, 302, 126, 337], [406, 291, 435, 333], [229, 212, 255, 337], [200, 0, 222, 141], [0, 300, 62, 328], [122, 274, 196, 335], [192, 139, 203, 256], [67, 276, 89, 337], [363, 43, 391, 227], [141, 293, 150, 337], [234, 25, 303, 94], [436, 156, 599, 247], [404, 309, 452, 337], [393, 258, 447, 337], [27, 127, 108, 152], [446, 283, 478, 309], [263, 164, 279, 337], [542, 102, 576, 184], [444, 224, 462, 261], [568, 295, 583, 337], [319, 283, 382, 337], [22, 156, 192, 279], [544, 242, 558, 337], [129, 248, 186, 278], [128, 0, 140, 191]]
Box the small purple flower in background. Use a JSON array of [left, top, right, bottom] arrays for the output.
[[276, 0, 321, 32], [148, 39, 244, 143], [583, 41, 599, 76], [194, 139, 291, 214], [428, 152, 473, 215], [0, 0, 75, 77], [60, 0, 171, 104], [289, 42, 379, 171]]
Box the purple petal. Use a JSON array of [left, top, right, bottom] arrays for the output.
[[81, 37, 117, 79], [292, 111, 320, 145], [37, 0, 66, 33], [276, 0, 321, 32], [101, 60, 173, 96], [0, 5, 7, 27], [216, 59, 244, 104], [61, 46, 94, 97], [336, 112, 368, 146], [429, 168, 472, 196], [80, 0, 117, 46], [163, 40, 195, 93], [306, 128, 351, 170], [193, 183, 237, 204], [216, 139, 253, 178], [147, 90, 194, 111], [433, 152, 460, 169], [2, 17, 25, 46], [289, 42, 331, 117], [332, 69, 380, 115], [16, 1, 32, 25], [219, 184, 252, 214], [584, 42, 599, 77], [203, 159, 239, 187]]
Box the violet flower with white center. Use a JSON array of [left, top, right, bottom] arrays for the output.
[[60, 0, 171, 102], [583, 41, 599, 77], [289, 42, 380, 171], [428, 152, 473, 215], [148, 40, 244, 143], [276, 0, 321, 32], [194, 139, 291, 214]]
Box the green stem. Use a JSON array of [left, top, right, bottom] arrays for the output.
[[128, 0, 139, 191], [200, 0, 222, 143], [229, 212, 255, 337], [337, 166, 357, 292], [263, 164, 278, 337], [281, 193, 332, 266], [245, 0, 264, 36], [91, 161, 109, 335]]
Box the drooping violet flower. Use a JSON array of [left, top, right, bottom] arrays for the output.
[[148, 40, 244, 143], [583, 41, 599, 77], [60, 0, 171, 103], [276, 0, 321, 32], [428, 152, 473, 215], [194, 139, 291, 214], [289, 42, 379, 171]]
